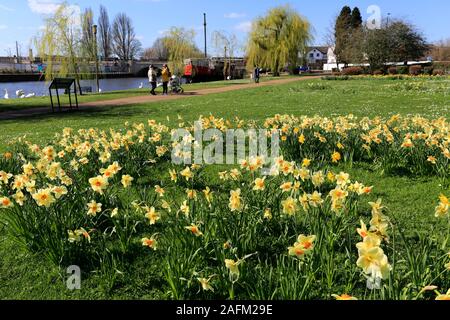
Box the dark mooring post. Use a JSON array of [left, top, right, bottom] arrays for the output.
[[203, 13, 207, 58]]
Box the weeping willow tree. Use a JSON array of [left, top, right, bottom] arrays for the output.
[[35, 3, 83, 94], [246, 5, 311, 76], [163, 27, 204, 75]]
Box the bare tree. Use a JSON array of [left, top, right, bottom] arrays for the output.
[[81, 8, 96, 61], [111, 13, 142, 61], [430, 39, 450, 61], [212, 30, 239, 78], [98, 5, 111, 59], [142, 38, 169, 60]]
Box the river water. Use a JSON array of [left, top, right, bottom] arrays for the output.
[[0, 77, 150, 99]]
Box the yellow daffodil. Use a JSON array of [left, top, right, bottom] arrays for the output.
[[169, 169, 178, 182], [185, 224, 203, 237], [111, 208, 119, 218], [288, 234, 316, 259], [311, 171, 325, 187], [302, 158, 311, 168], [263, 208, 272, 220], [331, 151, 341, 163], [32, 188, 56, 207], [280, 182, 293, 193], [225, 259, 240, 276], [281, 197, 297, 215], [142, 237, 157, 250], [229, 189, 243, 212], [435, 289, 450, 300], [52, 185, 68, 199], [89, 175, 109, 194], [180, 167, 193, 181], [87, 200, 102, 216], [154, 185, 165, 197], [331, 294, 358, 300], [121, 175, 134, 188], [145, 206, 160, 225], [298, 134, 305, 144], [197, 277, 214, 292], [180, 200, 190, 217], [0, 171, 12, 184], [0, 197, 13, 208], [253, 177, 266, 191]]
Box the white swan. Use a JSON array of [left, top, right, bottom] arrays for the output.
[[3, 89, 9, 99], [24, 93, 36, 98], [16, 89, 25, 98], [99, 88, 102, 93], [139, 82, 144, 89]]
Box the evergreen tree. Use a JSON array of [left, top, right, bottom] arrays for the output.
[[351, 7, 363, 28]]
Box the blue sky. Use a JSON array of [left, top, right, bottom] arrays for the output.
[[0, 0, 449, 57]]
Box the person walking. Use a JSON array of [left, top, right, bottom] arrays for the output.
[[161, 64, 171, 95], [254, 66, 260, 84], [148, 64, 157, 95]]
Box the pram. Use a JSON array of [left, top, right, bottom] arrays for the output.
[[169, 75, 184, 94]]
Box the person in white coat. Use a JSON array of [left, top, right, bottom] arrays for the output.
[[148, 65, 157, 95]]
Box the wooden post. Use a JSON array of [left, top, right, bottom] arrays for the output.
[[49, 88, 54, 112], [74, 82, 78, 109], [56, 83, 61, 112]]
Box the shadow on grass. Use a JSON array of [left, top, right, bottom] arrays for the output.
[[0, 92, 202, 122]]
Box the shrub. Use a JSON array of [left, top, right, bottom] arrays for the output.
[[398, 66, 409, 75], [409, 65, 423, 75], [433, 61, 450, 72], [341, 66, 363, 76], [388, 67, 398, 75], [432, 69, 445, 76], [423, 67, 434, 75], [373, 70, 384, 75]]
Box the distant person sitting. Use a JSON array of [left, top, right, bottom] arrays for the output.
[[254, 66, 260, 83], [148, 64, 157, 95]]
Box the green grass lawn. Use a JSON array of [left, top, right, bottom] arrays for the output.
[[0, 75, 293, 112], [0, 76, 449, 299]]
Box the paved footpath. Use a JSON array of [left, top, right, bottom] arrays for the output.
[[0, 76, 320, 120]]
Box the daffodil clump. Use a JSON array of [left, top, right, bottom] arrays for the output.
[[269, 114, 449, 177]]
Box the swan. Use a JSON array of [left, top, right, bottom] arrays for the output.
[[24, 93, 36, 98], [3, 89, 9, 99], [99, 88, 102, 93], [139, 82, 144, 89], [16, 89, 25, 98]]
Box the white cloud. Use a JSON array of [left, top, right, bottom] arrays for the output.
[[27, 1, 81, 25], [136, 35, 144, 41], [0, 25, 8, 30], [235, 21, 252, 33], [27, 0, 60, 14], [225, 13, 246, 19], [0, 4, 14, 11]]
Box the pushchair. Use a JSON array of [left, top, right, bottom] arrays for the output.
[[169, 75, 184, 94]]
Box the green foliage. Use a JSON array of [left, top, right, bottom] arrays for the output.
[[246, 5, 311, 75], [163, 27, 204, 76], [35, 2, 82, 91]]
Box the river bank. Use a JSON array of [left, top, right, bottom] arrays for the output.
[[0, 72, 142, 83]]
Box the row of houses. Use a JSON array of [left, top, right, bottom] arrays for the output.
[[301, 45, 448, 71]]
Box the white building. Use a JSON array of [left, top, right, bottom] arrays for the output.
[[299, 47, 329, 69]]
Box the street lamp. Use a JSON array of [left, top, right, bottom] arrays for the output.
[[92, 24, 100, 93]]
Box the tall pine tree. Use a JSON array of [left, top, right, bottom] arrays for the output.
[[334, 6, 352, 68], [351, 7, 362, 28]]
